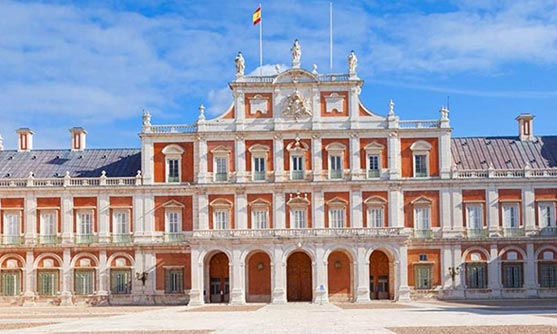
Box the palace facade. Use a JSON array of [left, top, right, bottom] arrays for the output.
[[0, 42, 556, 306]]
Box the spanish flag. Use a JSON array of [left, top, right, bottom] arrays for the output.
[[253, 6, 261, 25]]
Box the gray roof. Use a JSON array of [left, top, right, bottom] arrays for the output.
[[451, 136, 557, 170], [0, 149, 141, 178]]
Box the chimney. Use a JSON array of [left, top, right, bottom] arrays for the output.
[[516, 113, 534, 141], [69, 127, 87, 151], [16, 128, 34, 152]]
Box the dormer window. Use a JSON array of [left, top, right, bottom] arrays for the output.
[[249, 198, 271, 229], [286, 138, 309, 181], [287, 193, 310, 229], [410, 141, 432, 178], [210, 198, 233, 230], [364, 196, 386, 228], [249, 144, 270, 182], [325, 142, 346, 180], [211, 146, 231, 182], [327, 197, 348, 228], [364, 142, 384, 179], [162, 144, 184, 183]]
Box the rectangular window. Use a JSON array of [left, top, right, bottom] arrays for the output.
[[291, 155, 304, 180], [465, 263, 487, 289], [367, 207, 384, 228], [329, 208, 345, 228], [77, 211, 93, 235], [215, 157, 228, 181], [503, 204, 519, 228], [466, 204, 483, 229], [538, 203, 555, 228], [165, 268, 184, 294], [40, 211, 57, 236], [37, 270, 59, 296], [539, 263, 557, 288], [1, 270, 21, 296], [367, 154, 380, 178], [291, 209, 306, 228], [166, 210, 181, 233], [415, 265, 432, 289], [74, 269, 95, 295], [253, 156, 266, 181], [3, 212, 21, 245], [414, 154, 428, 177], [502, 263, 523, 288], [414, 207, 431, 230], [167, 159, 180, 183], [110, 269, 131, 294], [113, 210, 130, 235], [214, 210, 229, 230], [252, 209, 268, 229], [329, 155, 343, 179]]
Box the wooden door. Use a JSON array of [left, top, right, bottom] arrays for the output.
[[287, 252, 312, 301]]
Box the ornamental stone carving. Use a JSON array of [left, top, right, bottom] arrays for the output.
[[282, 90, 312, 121]]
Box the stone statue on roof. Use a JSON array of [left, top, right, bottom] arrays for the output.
[[291, 39, 301, 68], [234, 51, 245, 77], [348, 50, 358, 77]]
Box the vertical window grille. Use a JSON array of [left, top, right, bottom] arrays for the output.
[[74, 269, 95, 295], [253, 156, 266, 180], [367, 154, 380, 178], [414, 207, 431, 230], [167, 159, 180, 183], [78, 211, 93, 235], [113, 211, 130, 235], [465, 263, 487, 288], [292, 209, 307, 228], [291, 155, 304, 180], [215, 157, 228, 181], [538, 263, 557, 288], [110, 269, 132, 294], [414, 154, 428, 177], [503, 205, 519, 228], [329, 208, 345, 228], [502, 263, 523, 288], [38, 270, 59, 296], [415, 265, 432, 289], [368, 207, 384, 227], [466, 205, 483, 229], [329, 155, 343, 179], [166, 210, 181, 233], [0, 270, 21, 296], [214, 210, 229, 230], [165, 268, 184, 294], [252, 209, 268, 229]]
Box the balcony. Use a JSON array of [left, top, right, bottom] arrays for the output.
[[253, 171, 266, 181], [39, 235, 61, 244], [413, 229, 433, 239], [111, 233, 133, 243], [367, 169, 380, 179], [214, 172, 228, 182], [75, 234, 98, 244], [467, 228, 488, 239], [164, 232, 186, 242], [191, 227, 403, 240], [291, 170, 305, 180], [503, 228, 525, 238], [1, 235, 23, 245], [539, 227, 557, 237], [329, 169, 343, 180]]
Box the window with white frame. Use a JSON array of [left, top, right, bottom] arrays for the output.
[[414, 206, 431, 230], [329, 207, 345, 228], [38, 270, 59, 296], [502, 204, 520, 229], [1, 270, 21, 296], [214, 209, 229, 230], [326, 142, 346, 180], [538, 202, 556, 228], [3, 212, 20, 237], [249, 144, 269, 181], [364, 142, 384, 179], [165, 209, 181, 234], [162, 144, 184, 183], [466, 204, 483, 230], [215, 157, 228, 181], [74, 269, 95, 295], [287, 193, 310, 229], [465, 262, 487, 289], [291, 208, 307, 228], [502, 262, 523, 288], [291, 155, 304, 180], [367, 207, 384, 228], [77, 210, 94, 235], [539, 260, 557, 288], [165, 268, 184, 294], [415, 265, 432, 289], [410, 141, 432, 178], [252, 209, 268, 229], [113, 209, 130, 235], [40, 210, 57, 236]]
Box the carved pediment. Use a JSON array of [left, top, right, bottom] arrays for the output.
[[282, 90, 312, 121]]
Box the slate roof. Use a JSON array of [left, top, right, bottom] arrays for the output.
[[451, 136, 557, 170], [0, 149, 141, 178]]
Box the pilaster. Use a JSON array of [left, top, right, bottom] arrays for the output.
[[488, 244, 502, 297], [230, 248, 246, 304], [351, 187, 363, 228], [236, 191, 247, 229], [397, 244, 410, 301], [198, 192, 209, 230], [188, 247, 204, 306], [523, 186, 536, 233], [439, 130, 452, 179], [487, 186, 500, 236], [61, 248, 72, 305], [98, 250, 109, 296], [524, 243, 538, 297], [141, 137, 154, 185], [312, 135, 322, 181], [349, 133, 361, 180], [273, 134, 284, 182], [236, 134, 246, 182], [388, 185, 403, 228], [354, 246, 370, 303], [197, 136, 208, 183], [313, 245, 329, 304], [274, 192, 285, 229], [98, 193, 110, 243], [312, 190, 324, 229], [271, 247, 287, 304], [24, 251, 35, 301], [387, 131, 400, 179], [24, 194, 36, 244], [61, 192, 73, 244]]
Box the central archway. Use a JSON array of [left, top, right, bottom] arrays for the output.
[[327, 250, 353, 302], [208, 252, 229, 303], [369, 250, 393, 300], [245, 251, 271, 303], [287, 252, 312, 302]]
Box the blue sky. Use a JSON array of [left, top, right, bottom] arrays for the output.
[[0, 0, 556, 149]]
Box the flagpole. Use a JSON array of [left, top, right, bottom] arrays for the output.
[[259, 3, 263, 76], [329, 2, 333, 71]]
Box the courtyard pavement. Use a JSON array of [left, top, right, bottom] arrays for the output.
[[0, 300, 556, 334]]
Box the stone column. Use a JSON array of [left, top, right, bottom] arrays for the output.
[[197, 136, 208, 183], [312, 189, 324, 229], [273, 134, 284, 182], [144, 250, 156, 298], [230, 248, 246, 304], [61, 248, 72, 305], [451, 188, 464, 232], [313, 244, 328, 303], [387, 132, 400, 179], [349, 133, 361, 180], [312, 135, 322, 181], [351, 187, 363, 228], [311, 87, 321, 130], [98, 193, 110, 243], [274, 192, 285, 229], [24, 194, 36, 245], [439, 131, 452, 179], [524, 243, 538, 297], [143, 194, 155, 237], [389, 185, 403, 228], [488, 244, 501, 297], [61, 192, 73, 244], [188, 247, 204, 306], [141, 137, 154, 185], [349, 86, 360, 128], [453, 245, 464, 292], [441, 246, 453, 290], [487, 186, 499, 235], [236, 135, 246, 182], [24, 251, 35, 302], [133, 193, 145, 239], [198, 192, 209, 230], [354, 246, 371, 303], [271, 247, 287, 303], [397, 244, 410, 301], [233, 90, 245, 131], [236, 191, 247, 230], [523, 187, 536, 234], [98, 250, 109, 296]]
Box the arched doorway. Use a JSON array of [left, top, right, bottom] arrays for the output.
[[287, 252, 312, 302], [369, 250, 392, 300], [208, 252, 229, 303], [327, 250, 353, 302], [245, 251, 271, 303]]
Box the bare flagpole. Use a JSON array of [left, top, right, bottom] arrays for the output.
[[259, 3, 263, 76], [330, 2, 333, 71]]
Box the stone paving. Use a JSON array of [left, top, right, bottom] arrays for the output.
[[0, 300, 555, 334]]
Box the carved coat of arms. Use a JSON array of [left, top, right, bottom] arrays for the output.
[[281, 90, 312, 121]]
